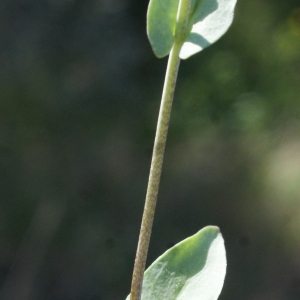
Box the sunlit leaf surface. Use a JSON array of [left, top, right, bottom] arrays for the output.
[[180, 0, 238, 59], [126, 226, 226, 300], [147, 0, 237, 59]]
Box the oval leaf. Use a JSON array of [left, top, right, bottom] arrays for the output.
[[180, 0, 238, 59], [147, 0, 180, 58], [126, 226, 226, 300]]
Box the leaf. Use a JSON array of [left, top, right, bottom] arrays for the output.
[[147, 0, 237, 59], [147, 0, 180, 58], [180, 0, 238, 59], [126, 226, 226, 300]]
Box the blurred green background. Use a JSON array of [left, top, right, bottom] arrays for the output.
[[0, 0, 300, 299]]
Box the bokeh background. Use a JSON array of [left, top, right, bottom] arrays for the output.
[[0, 0, 300, 299]]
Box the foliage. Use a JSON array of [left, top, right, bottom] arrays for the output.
[[147, 0, 237, 58], [127, 226, 226, 300]]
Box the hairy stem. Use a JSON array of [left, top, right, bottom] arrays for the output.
[[130, 41, 182, 300]]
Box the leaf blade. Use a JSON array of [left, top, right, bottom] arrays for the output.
[[147, 0, 180, 58], [180, 0, 238, 59], [126, 226, 226, 300]]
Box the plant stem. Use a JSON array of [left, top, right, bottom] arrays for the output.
[[130, 40, 182, 300]]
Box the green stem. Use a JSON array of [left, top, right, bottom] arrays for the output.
[[130, 40, 182, 300]]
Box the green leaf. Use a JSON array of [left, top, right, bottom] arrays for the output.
[[180, 0, 238, 59], [147, 0, 180, 58], [147, 0, 237, 59], [126, 226, 226, 300]]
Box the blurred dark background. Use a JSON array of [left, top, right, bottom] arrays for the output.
[[0, 0, 300, 299]]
